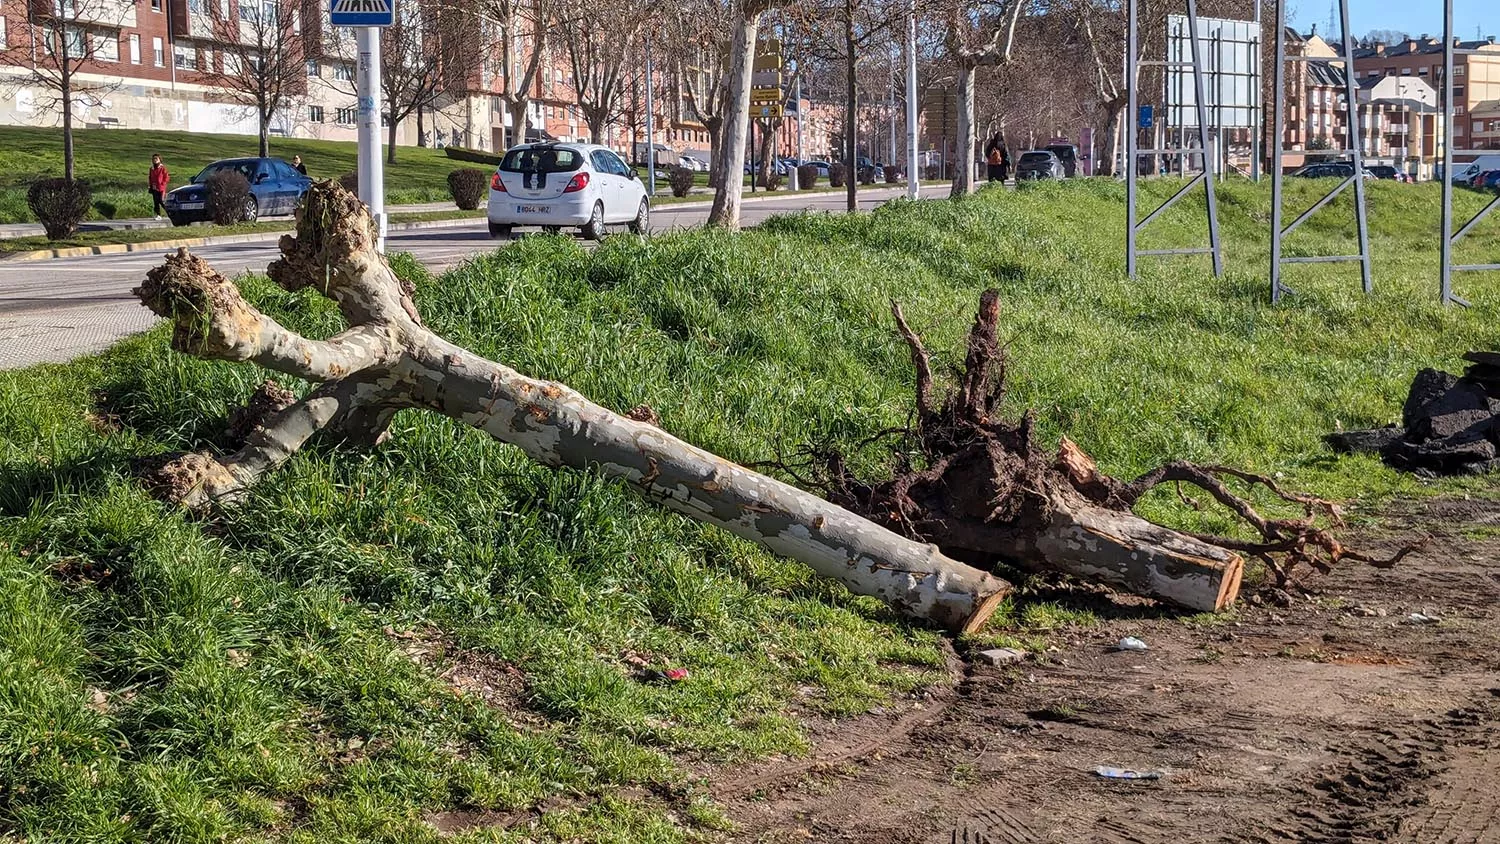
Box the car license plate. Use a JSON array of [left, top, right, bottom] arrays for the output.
[[516, 204, 547, 214], [177, 202, 204, 210]]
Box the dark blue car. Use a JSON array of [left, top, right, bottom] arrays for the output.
[[164, 157, 312, 226]]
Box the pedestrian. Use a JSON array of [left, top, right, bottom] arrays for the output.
[[148, 153, 170, 221], [998, 147, 1011, 183], [983, 132, 1004, 183], [292, 154, 308, 176]]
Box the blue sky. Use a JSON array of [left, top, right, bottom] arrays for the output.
[[1288, 0, 1492, 41]]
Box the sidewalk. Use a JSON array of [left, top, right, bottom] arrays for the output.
[[0, 200, 464, 240]]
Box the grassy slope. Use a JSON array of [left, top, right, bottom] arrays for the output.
[[1, 180, 1497, 843], [0, 126, 458, 223]]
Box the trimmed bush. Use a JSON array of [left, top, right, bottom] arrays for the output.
[[884, 164, 901, 184], [796, 164, 819, 189], [668, 165, 695, 198], [205, 170, 253, 224], [829, 163, 847, 188], [92, 199, 117, 219], [27, 178, 91, 239], [444, 146, 505, 166], [447, 168, 488, 210], [858, 166, 878, 186], [338, 171, 360, 194]]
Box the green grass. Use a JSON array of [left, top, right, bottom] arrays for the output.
[[0, 126, 458, 223], [1, 179, 1498, 842]]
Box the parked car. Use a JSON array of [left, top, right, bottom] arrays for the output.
[[804, 160, 832, 177], [1044, 143, 1079, 178], [1446, 154, 1500, 185], [679, 155, 709, 172], [1015, 150, 1063, 180], [1364, 164, 1406, 182], [1476, 169, 1500, 190], [487, 142, 649, 240], [1291, 162, 1374, 179], [164, 157, 311, 226]]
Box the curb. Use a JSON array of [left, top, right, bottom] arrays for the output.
[[0, 215, 485, 262]]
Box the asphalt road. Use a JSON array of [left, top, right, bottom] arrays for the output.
[[0, 187, 909, 370]]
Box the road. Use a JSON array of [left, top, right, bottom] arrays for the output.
[[0, 187, 908, 370]]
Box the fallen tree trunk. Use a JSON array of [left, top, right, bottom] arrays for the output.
[[764, 291, 1411, 611], [131, 182, 1010, 635]]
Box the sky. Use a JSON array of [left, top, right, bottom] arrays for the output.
[[1288, 0, 1492, 41]]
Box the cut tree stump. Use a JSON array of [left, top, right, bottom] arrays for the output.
[[130, 182, 1011, 635]]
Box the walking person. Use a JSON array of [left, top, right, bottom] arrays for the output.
[[148, 153, 170, 221], [292, 154, 308, 176], [983, 132, 1005, 183]]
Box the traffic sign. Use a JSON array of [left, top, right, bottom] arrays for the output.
[[749, 104, 783, 119], [1138, 105, 1153, 129], [331, 0, 393, 27], [751, 87, 782, 101]]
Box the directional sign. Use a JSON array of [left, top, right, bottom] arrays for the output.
[[331, 0, 393, 27], [751, 70, 781, 88], [749, 104, 783, 119], [751, 87, 782, 101], [1138, 104, 1153, 129]]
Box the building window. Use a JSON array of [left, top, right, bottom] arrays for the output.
[[188, 0, 206, 13], [1419, 67, 1429, 75], [309, 105, 325, 123], [336, 106, 356, 124], [129, 33, 139, 63], [152, 36, 164, 67], [0, 17, 7, 49], [306, 58, 319, 76], [1454, 86, 1466, 100], [334, 63, 354, 81], [1401, 67, 1411, 75], [174, 45, 196, 69], [1455, 65, 1465, 76], [151, 0, 161, 9]]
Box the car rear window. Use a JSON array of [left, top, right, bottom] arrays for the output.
[[500, 147, 584, 173], [1019, 153, 1052, 164], [194, 161, 257, 182]]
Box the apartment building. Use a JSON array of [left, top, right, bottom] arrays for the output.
[[1349, 35, 1500, 154]]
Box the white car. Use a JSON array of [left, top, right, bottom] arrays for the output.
[[487, 142, 649, 240]]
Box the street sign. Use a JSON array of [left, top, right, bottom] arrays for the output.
[[749, 104, 783, 119], [1138, 105, 1153, 128], [331, 0, 393, 27], [751, 87, 782, 101], [751, 70, 781, 88]]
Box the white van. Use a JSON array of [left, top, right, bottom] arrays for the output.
[[1444, 154, 1500, 185]]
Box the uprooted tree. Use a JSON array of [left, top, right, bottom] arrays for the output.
[[133, 182, 1404, 636], [759, 291, 1418, 604]]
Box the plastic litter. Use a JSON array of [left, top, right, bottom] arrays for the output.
[[1094, 766, 1165, 780], [1113, 637, 1149, 652]]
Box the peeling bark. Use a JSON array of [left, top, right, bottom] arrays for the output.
[[131, 182, 1011, 635]]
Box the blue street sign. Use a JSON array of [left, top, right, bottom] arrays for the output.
[[1138, 105, 1153, 129], [330, 0, 393, 27]]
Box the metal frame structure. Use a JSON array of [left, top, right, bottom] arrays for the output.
[[1126, 0, 1223, 278], [1268, 0, 1371, 304], [1439, 0, 1497, 308]]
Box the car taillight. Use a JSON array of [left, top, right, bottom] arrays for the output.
[[491, 172, 506, 192], [563, 172, 589, 193]]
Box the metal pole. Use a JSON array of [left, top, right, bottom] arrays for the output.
[[1440, 0, 1455, 304], [1270, 0, 1286, 302], [906, 0, 918, 198], [1339, 0, 1372, 293], [796, 75, 805, 166], [1185, 0, 1223, 276], [1252, 0, 1261, 181], [1126, 0, 1138, 277], [356, 26, 386, 253], [888, 53, 897, 168], [644, 35, 655, 198]]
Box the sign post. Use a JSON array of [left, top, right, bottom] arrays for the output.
[[331, 0, 395, 252], [750, 38, 783, 194]]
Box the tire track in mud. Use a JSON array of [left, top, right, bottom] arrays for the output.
[[1272, 691, 1500, 843]]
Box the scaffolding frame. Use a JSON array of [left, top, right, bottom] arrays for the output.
[[1126, 0, 1224, 278], [1268, 0, 1371, 304], [1439, 0, 1497, 308]]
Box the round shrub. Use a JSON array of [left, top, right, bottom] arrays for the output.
[[883, 164, 901, 183], [447, 168, 489, 210], [796, 164, 819, 189], [829, 164, 847, 188], [858, 165, 878, 185], [338, 171, 360, 194], [27, 178, 92, 239], [668, 165, 695, 198], [205, 170, 253, 224]]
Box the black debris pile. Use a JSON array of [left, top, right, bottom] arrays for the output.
[[1327, 352, 1500, 477]]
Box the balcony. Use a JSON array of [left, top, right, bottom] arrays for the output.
[[1386, 124, 1409, 134], [28, 0, 136, 28]]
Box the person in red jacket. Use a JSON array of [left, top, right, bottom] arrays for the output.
[[148, 154, 170, 220]]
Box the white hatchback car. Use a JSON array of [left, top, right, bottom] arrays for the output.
[[487, 143, 650, 240]]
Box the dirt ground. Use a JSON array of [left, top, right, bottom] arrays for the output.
[[714, 495, 1500, 844]]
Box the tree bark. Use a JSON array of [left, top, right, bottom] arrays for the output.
[[259, 111, 271, 157], [708, 5, 757, 229], [950, 63, 977, 197], [417, 107, 427, 147], [130, 182, 1013, 635], [507, 100, 530, 148], [843, 0, 858, 213], [62, 69, 75, 181], [387, 111, 400, 164]]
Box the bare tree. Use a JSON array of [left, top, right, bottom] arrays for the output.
[[477, 0, 550, 147], [942, 0, 1023, 195], [199, 0, 306, 157], [557, 0, 648, 143], [706, 0, 780, 227], [664, 0, 734, 186], [329, 0, 479, 162], [0, 0, 131, 179]]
